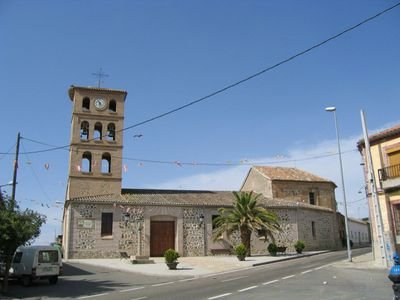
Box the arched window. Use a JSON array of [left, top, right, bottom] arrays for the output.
[[82, 97, 90, 110], [101, 153, 111, 173], [106, 123, 115, 141], [82, 152, 92, 172], [109, 99, 116, 112], [80, 121, 89, 140], [94, 122, 103, 140]]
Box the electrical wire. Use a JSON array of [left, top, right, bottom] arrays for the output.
[[0, 142, 17, 161], [22, 135, 358, 167], [1, 2, 398, 156], [20, 141, 52, 203]]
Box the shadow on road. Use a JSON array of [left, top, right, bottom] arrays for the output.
[[1, 262, 135, 299], [62, 262, 94, 276]]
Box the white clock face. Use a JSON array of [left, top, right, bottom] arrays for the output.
[[94, 98, 106, 110]]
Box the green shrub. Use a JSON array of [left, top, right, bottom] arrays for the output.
[[294, 240, 305, 254], [164, 248, 180, 263], [267, 243, 278, 256], [234, 243, 247, 257]]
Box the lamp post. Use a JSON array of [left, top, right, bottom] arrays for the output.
[[325, 106, 352, 262]]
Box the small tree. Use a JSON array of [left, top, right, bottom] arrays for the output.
[[0, 193, 46, 293], [212, 191, 281, 256]]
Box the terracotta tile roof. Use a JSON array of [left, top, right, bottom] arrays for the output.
[[357, 123, 400, 150], [253, 166, 334, 184], [68, 85, 128, 101], [66, 189, 333, 212]]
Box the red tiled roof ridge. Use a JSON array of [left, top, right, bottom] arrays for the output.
[[253, 165, 333, 183], [357, 123, 400, 149]]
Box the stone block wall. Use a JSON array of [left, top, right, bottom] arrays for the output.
[[183, 208, 205, 256]]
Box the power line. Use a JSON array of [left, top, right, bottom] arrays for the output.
[[0, 142, 17, 161], [20, 141, 52, 203], [120, 2, 400, 132], [1, 2, 398, 156], [22, 135, 358, 167]]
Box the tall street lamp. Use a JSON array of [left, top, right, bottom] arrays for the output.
[[325, 106, 352, 262]]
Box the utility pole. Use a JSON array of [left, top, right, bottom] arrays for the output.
[[11, 132, 20, 210], [360, 110, 388, 267]]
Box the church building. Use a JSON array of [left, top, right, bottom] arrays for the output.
[[62, 86, 340, 259]]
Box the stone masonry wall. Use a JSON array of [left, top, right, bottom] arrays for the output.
[[183, 208, 205, 256]]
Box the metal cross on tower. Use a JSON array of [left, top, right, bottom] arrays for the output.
[[92, 68, 109, 88]]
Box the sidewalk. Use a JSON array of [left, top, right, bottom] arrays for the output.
[[66, 251, 331, 277], [331, 251, 388, 270]]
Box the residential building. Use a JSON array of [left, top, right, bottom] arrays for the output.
[[358, 124, 400, 264]]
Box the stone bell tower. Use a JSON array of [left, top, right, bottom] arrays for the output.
[[66, 85, 127, 199]]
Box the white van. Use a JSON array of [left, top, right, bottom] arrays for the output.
[[10, 245, 63, 286]]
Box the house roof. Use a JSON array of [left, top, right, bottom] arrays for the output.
[[253, 166, 335, 185], [357, 123, 400, 150], [68, 85, 128, 101], [66, 189, 333, 212]]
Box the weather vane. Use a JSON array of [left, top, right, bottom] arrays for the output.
[[92, 68, 109, 88]]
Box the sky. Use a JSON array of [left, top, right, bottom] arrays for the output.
[[0, 0, 399, 245]]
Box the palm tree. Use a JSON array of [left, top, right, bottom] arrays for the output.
[[212, 191, 280, 256]]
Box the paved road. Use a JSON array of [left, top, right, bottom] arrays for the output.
[[2, 262, 187, 299], [1, 248, 392, 300]]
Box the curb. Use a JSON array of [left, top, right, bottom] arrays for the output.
[[252, 250, 332, 267]]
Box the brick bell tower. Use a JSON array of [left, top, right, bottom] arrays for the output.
[[66, 85, 127, 199]]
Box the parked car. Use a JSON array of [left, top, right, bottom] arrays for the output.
[[10, 245, 63, 286]]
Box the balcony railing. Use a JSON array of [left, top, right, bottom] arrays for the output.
[[379, 164, 400, 181]]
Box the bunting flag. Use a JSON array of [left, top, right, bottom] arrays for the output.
[[123, 164, 128, 172], [44, 163, 49, 170], [76, 165, 81, 172], [174, 161, 182, 167], [138, 163, 144, 167]]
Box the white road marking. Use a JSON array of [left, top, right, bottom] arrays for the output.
[[238, 285, 258, 292], [179, 278, 196, 282], [262, 279, 279, 285], [208, 293, 232, 299], [151, 281, 175, 287], [120, 286, 145, 293], [301, 269, 313, 274], [282, 275, 295, 280], [131, 297, 147, 300], [314, 266, 324, 270], [221, 275, 248, 282], [78, 293, 109, 299]]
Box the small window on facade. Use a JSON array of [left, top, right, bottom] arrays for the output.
[[94, 122, 103, 140], [109, 99, 116, 112], [311, 221, 316, 239], [101, 153, 111, 173], [82, 152, 92, 172], [80, 121, 89, 140], [106, 123, 115, 141], [309, 192, 315, 205], [82, 97, 90, 110], [101, 212, 113, 236]]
